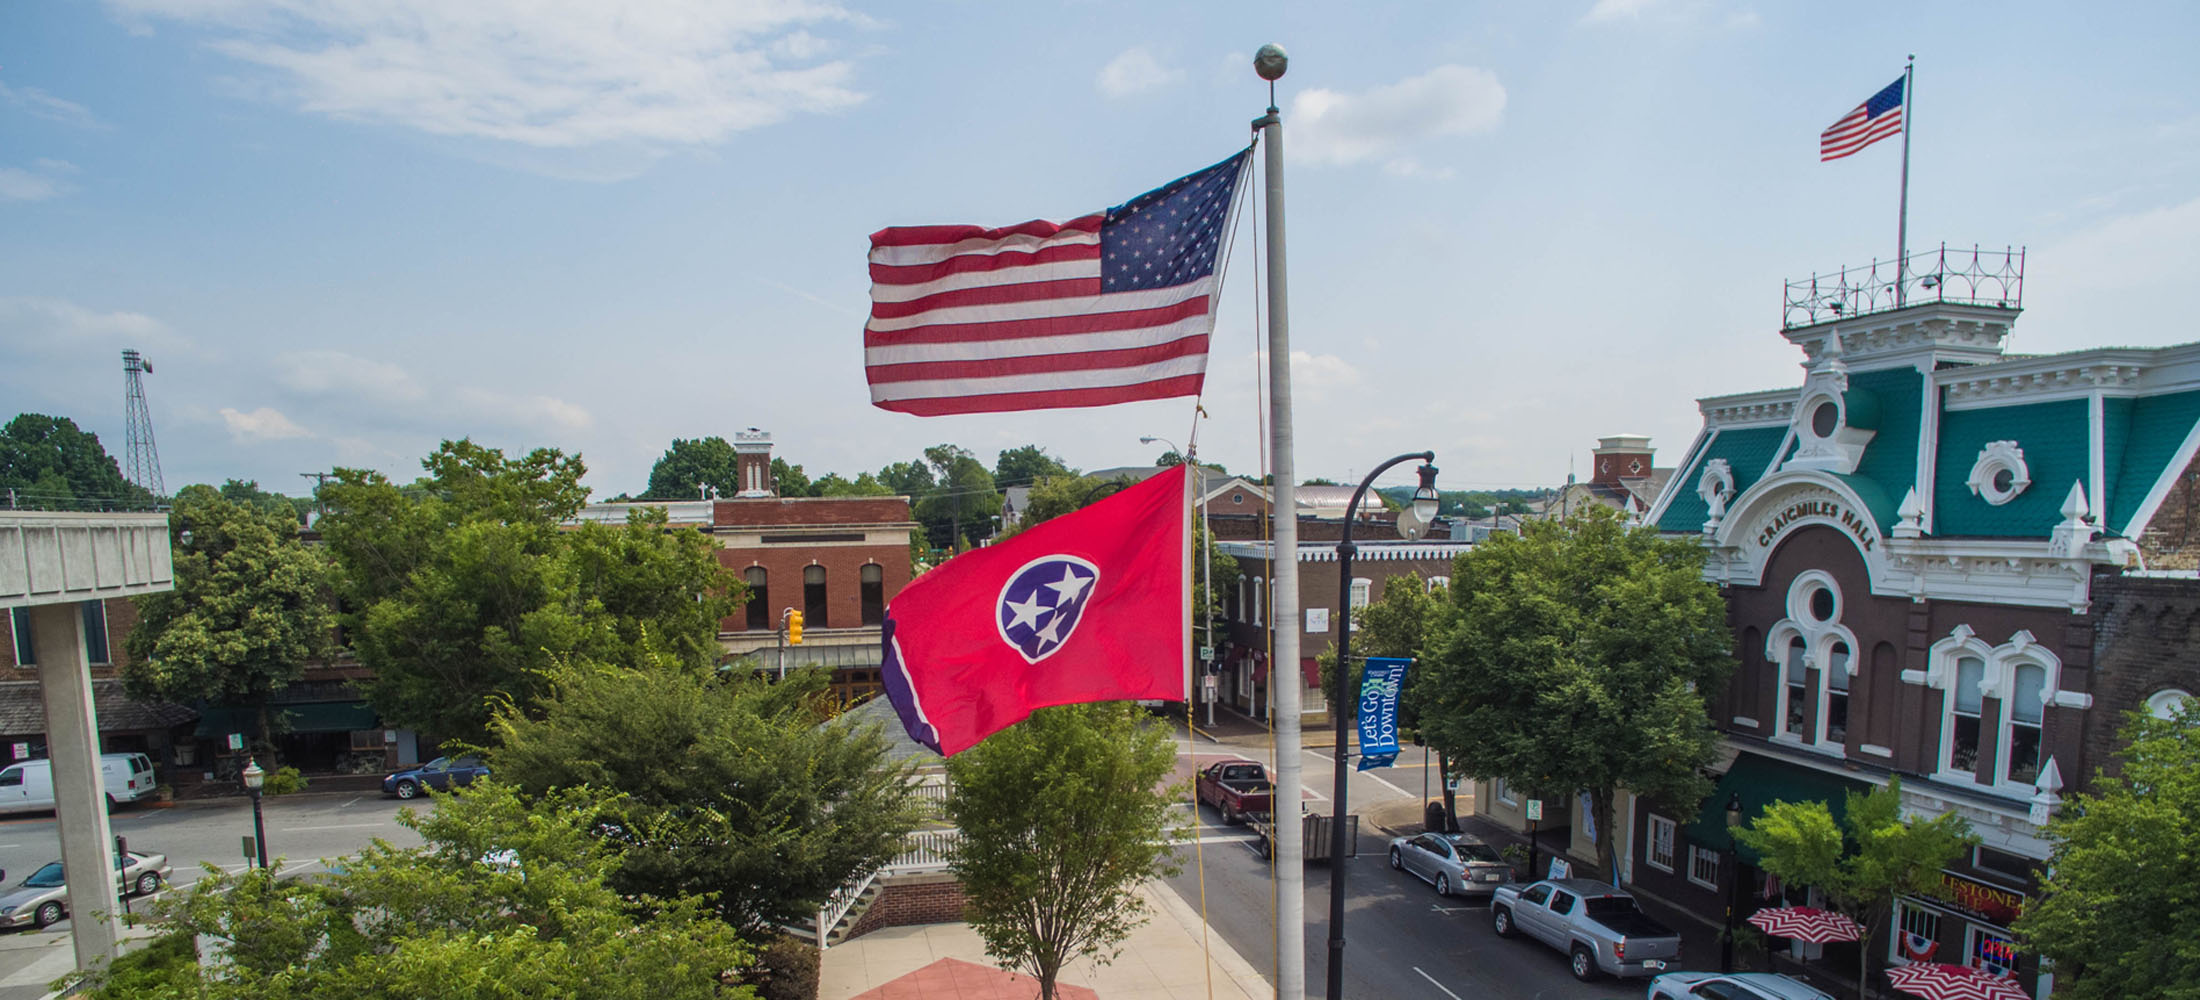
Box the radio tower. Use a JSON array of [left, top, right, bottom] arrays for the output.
[[121, 349, 165, 499]]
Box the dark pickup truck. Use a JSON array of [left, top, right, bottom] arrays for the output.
[[1490, 878, 1682, 981], [1194, 759, 1275, 824]]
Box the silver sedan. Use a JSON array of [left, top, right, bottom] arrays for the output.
[[0, 852, 174, 929], [1388, 831, 1514, 898]]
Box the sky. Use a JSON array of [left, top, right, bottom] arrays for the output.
[[4, 1, 2198, 503]]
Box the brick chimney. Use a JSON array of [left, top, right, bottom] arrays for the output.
[[734, 428, 774, 498]]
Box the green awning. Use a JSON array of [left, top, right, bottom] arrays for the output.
[[1686, 752, 1869, 864], [278, 702, 379, 733], [193, 702, 379, 739]]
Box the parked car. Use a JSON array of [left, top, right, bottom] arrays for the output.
[[0, 754, 159, 816], [0, 851, 174, 929], [1193, 759, 1274, 824], [381, 756, 490, 799], [1648, 971, 1835, 1000], [1387, 831, 1512, 897], [1488, 877, 1682, 981]]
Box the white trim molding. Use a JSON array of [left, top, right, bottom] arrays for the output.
[[1965, 441, 2031, 506]]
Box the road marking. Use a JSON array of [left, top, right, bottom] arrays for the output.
[[1428, 903, 1477, 914], [1305, 750, 1416, 798], [278, 823, 385, 833], [1413, 966, 1465, 1000], [339, 797, 361, 809], [1168, 835, 1262, 847]]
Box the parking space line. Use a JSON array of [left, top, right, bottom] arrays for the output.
[[1413, 966, 1465, 1000]]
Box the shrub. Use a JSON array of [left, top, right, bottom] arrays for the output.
[[742, 932, 820, 1000]]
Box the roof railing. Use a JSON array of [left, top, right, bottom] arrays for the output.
[[1783, 243, 2025, 330]]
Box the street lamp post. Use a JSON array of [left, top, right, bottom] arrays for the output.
[[1142, 434, 1214, 728], [1325, 453, 1439, 1000], [242, 759, 269, 871], [1722, 791, 1743, 972]]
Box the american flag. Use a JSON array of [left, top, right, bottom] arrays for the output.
[[1821, 77, 1905, 161], [864, 150, 1252, 416]]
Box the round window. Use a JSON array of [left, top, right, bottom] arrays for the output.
[[1807, 586, 1836, 623], [1811, 401, 1840, 437], [1992, 468, 2015, 495]]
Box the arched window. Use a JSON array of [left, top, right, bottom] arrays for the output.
[[1349, 578, 1372, 609], [860, 563, 884, 626], [1236, 574, 1248, 622], [1427, 576, 1450, 593], [1765, 571, 1858, 753], [744, 567, 769, 631], [1253, 577, 1265, 626], [1926, 626, 2087, 794], [2147, 688, 2193, 720], [804, 565, 828, 625], [1783, 637, 1809, 739]]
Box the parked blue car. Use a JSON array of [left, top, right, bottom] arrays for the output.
[[382, 756, 490, 799]]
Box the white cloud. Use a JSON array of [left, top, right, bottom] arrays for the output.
[[0, 296, 177, 349], [276, 350, 426, 403], [0, 82, 105, 129], [1581, 0, 1662, 22], [455, 387, 594, 431], [1097, 47, 1182, 99], [1289, 65, 1505, 169], [106, 0, 869, 150], [0, 161, 75, 202], [220, 406, 312, 441]]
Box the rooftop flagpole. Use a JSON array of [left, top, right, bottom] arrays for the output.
[[1251, 42, 1306, 1000], [1896, 54, 1914, 306]]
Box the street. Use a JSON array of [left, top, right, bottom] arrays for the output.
[[1166, 734, 1641, 1000], [0, 790, 422, 934]]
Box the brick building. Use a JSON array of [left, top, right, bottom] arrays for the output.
[[1523, 267, 2200, 999], [570, 429, 921, 703], [1215, 523, 1470, 722]]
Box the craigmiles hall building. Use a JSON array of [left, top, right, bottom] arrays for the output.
[[1628, 251, 2199, 999]]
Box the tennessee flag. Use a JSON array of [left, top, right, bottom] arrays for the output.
[[882, 464, 1190, 756]]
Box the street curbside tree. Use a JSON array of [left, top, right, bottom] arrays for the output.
[[944, 702, 1184, 1000], [2014, 703, 2200, 1000], [124, 484, 335, 753], [1419, 504, 1734, 877], [1735, 777, 1976, 1000]]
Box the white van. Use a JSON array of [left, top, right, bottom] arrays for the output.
[[0, 754, 157, 815]]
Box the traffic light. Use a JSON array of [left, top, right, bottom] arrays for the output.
[[787, 610, 804, 645]]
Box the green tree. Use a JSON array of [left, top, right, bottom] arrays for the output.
[[645, 436, 741, 500], [0, 413, 152, 509], [1420, 504, 1733, 876], [1735, 778, 1976, 999], [811, 471, 893, 497], [945, 702, 1183, 1000], [321, 440, 732, 743], [768, 457, 811, 498], [124, 484, 335, 751], [216, 478, 303, 521], [993, 445, 1074, 487], [60, 781, 755, 1000], [915, 444, 1000, 550], [876, 458, 935, 498], [2015, 704, 2200, 999], [487, 665, 919, 934]]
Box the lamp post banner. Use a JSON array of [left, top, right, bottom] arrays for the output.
[[1356, 657, 1410, 771]]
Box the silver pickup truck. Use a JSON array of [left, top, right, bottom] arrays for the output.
[[1489, 877, 1682, 981]]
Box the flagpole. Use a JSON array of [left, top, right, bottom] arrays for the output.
[[1252, 42, 1306, 1000], [1896, 54, 1914, 306]]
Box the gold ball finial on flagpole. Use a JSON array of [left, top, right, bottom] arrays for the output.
[[1254, 44, 1288, 81]]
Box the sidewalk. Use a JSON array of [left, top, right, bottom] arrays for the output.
[[0, 923, 168, 1000], [817, 881, 1270, 1000], [1187, 707, 1342, 749]]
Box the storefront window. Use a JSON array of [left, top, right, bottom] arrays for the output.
[[1969, 928, 2018, 975], [1891, 900, 1941, 965], [1948, 656, 1985, 775]]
